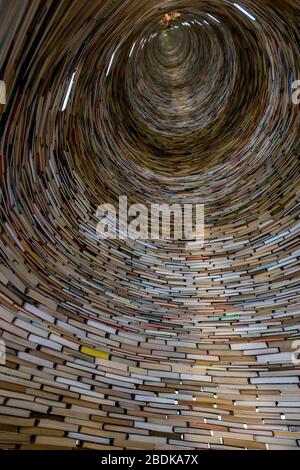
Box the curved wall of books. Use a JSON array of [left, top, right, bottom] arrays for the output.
[[0, 0, 300, 450]]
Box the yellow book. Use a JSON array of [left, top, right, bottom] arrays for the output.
[[80, 347, 109, 359]]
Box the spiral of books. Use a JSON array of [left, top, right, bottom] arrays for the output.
[[0, 0, 299, 451]]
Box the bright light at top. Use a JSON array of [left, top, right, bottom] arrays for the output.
[[207, 14, 221, 24], [234, 3, 256, 21], [61, 72, 76, 111], [129, 41, 136, 58], [106, 46, 120, 76]]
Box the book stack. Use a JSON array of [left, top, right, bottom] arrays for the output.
[[0, 0, 299, 451]]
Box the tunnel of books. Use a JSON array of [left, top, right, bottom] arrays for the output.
[[0, 0, 300, 451]]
